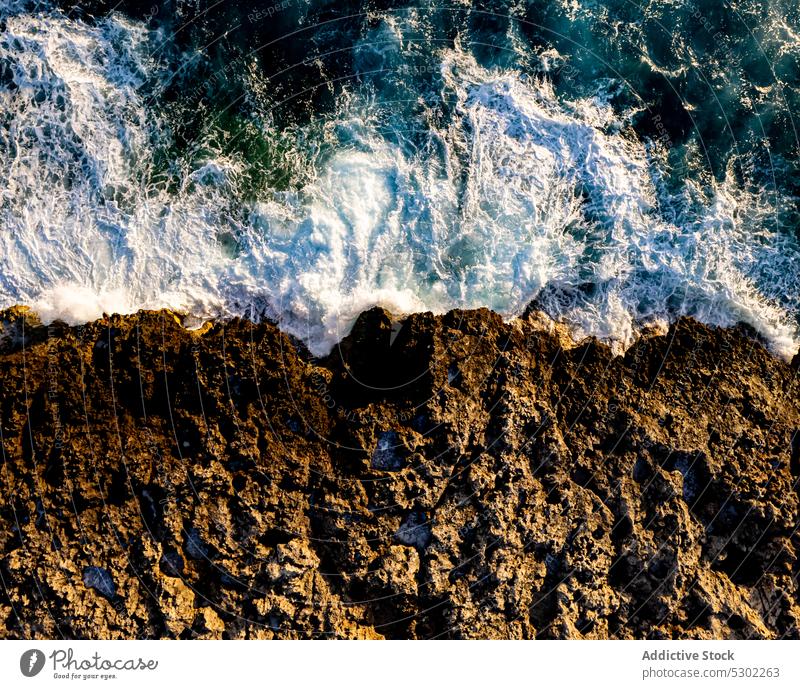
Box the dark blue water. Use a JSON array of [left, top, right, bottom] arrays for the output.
[[1, 0, 799, 357]]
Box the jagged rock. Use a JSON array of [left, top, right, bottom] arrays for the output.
[[0, 307, 798, 639], [82, 567, 116, 601]]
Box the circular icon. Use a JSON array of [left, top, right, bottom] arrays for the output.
[[20, 649, 45, 677]]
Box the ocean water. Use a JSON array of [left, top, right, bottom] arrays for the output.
[[1, 0, 799, 357]]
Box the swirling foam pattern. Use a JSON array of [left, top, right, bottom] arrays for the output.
[[1, 1, 798, 357]]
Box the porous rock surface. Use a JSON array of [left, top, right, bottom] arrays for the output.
[[0, 306, 798, 638]]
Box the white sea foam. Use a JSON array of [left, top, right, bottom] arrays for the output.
[[32, 285, 134, 325], [0, 8, 798, 358]]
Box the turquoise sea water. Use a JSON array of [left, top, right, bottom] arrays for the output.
[[1, 0, 799, 356]]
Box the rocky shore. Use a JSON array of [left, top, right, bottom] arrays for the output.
[[0, 306, 798, 639]]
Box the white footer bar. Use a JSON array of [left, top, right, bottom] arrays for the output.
[[1, 640, 798, 688]]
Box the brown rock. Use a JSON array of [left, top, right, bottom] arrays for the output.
[[0, 307, 798, 639]]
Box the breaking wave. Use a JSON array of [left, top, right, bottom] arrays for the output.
[[1, 1, 799, 357]]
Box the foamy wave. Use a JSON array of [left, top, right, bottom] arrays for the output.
[[32, 285, 135, 325], [0, 8, 798, 358]]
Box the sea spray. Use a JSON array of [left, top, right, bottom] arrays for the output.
[[0, 1, 798, 358]]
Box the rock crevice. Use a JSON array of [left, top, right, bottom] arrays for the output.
[[0, 306, 798, 639]]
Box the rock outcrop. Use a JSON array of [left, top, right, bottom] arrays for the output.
[[0, 306, 798, 638]]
